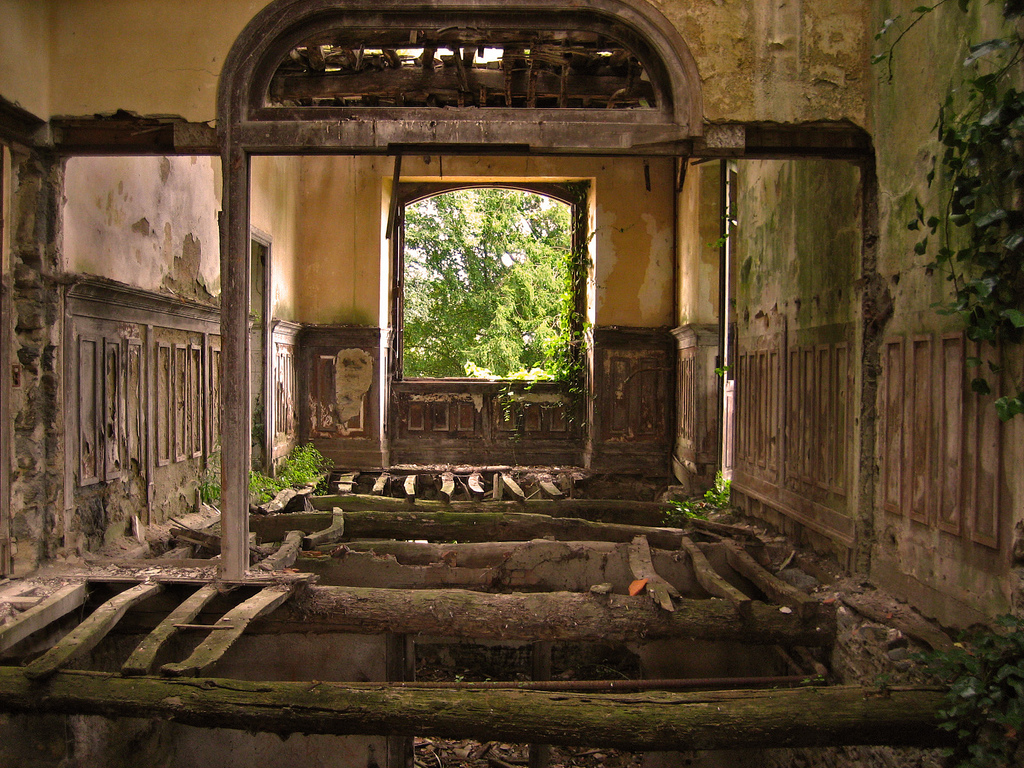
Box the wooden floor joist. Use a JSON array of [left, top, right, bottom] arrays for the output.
[[256, 531, 304, 571], [0, 583, 89, 654], [301, 510, 345, 550], [0, 667, 951, 751], [160, 585, 295, 677], [121, 584, 222, 676], [23, 582, 164, 680], [627, 535, 681, 611], [723, 540, 817, 621]]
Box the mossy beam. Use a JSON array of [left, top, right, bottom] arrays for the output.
[[0, 669, 951, 751]]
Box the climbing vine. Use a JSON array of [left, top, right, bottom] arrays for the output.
[[876, 0, 1024, 420]]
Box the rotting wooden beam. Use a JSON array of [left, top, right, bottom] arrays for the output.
[[23, 582, 164, 680], [439, 472, 456, 503], [0, 583, 89, 654], [0, 668, 951, 751], [251, 509, 687, 550], [723, 541, 817, 621], [245, 585, 835, 646], [160, 585, 295, 677], [468, 472, 486, 500], [256, 531, 303, 571], [627, 535, 680, 612], [680, 537, 753, 618], [122, 584, 222, 676], [372, 473, 390, 495], [301, 510, 345, 550]]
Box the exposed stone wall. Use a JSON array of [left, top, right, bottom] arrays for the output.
[[8, 150, 64, 574]]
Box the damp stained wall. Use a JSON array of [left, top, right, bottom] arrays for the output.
[[868, 0, 1024, 625], [62, 156, 221, 302], [2, 0, 868, 129]]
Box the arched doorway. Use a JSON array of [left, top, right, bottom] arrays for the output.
[[216, 0, 704, 577]]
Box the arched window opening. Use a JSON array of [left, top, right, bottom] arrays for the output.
[[399, 187, 583, 380], [270, 30, 657, 110]]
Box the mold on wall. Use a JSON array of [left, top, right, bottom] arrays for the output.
[[62, 156, 221, 303], [729, 158, 863, 563], [334, 348, 373, 430], [869, 0, 1024, 625]]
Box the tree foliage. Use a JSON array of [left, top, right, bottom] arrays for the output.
[[402, 188, 572, 379]]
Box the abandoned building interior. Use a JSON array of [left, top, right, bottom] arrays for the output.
[[0, 0, 1022, 766]]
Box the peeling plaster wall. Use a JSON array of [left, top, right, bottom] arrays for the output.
[[869, 0, 1024, 624], [13, 1, 871, 128], [0, 0, 51, 118], [62, 156, 221, 303], [251, 155, 302, 322], [653, 0, 870, 125]]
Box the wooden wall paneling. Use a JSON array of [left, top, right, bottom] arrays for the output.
[[832, 343, 849, 494], [209, 341, 222, 453], [756, 350, 766, 470], [78, 336, 100, 486], [767, 348, 779, 480], [125, 340, 144, 474], [156, 343, 171, 467], [145, 326, 156, 512], [881, 339, 903, 514], [190, 343, 203, 459], [907, 336, 932, 524], [785, 347, 799, 485], [937, 333, 963, 535], [971, 342, 1001, 548], [815, 345, 831, 490], [173, 344, 187, 463], [802, 347, 814, 483], [101, 339, 123, 481]]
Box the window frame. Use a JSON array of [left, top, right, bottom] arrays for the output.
[[390, 180, 588, 383]]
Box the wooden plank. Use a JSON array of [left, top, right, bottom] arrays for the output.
[[302, 510, 345, 550], [160, 585, 295, 677], [679, 537, 752, 618], [404, 474, 418, 500], [372, 473, 390, 495], [627, 535, 680, 612], [0, 583, 89, 654], [439, 472, 456, 503], [335, 472, 358, 494], [121, 584, 221, 676], [468, 473, 485, 500], [499, 474, 526, 503], [537, 477, 564, 499], [23, 582, 164, 680], [257, 531, 304, 571], [723, 541, 817, 621]]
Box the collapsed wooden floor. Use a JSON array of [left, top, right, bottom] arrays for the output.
[[0, 493, 951, 755]]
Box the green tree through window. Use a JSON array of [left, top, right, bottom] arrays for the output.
[[402, 188, 571, 379]]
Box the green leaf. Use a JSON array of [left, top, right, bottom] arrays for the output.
[[971, 377, 992, 395], [1002, 309, 1024, 328]]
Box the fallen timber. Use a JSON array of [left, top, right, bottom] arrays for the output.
[[0, 668, 951, 751], [251, 508, 691, 549], [242, 585, 834, 646]]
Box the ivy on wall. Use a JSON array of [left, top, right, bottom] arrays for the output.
[[876, 0, 1024, 420]]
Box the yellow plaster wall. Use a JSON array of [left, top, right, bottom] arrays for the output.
[[292, 155, 390, 326], [15, 1, 869, 128], [675, 160, 721, 326], [251, 155, 302, 322], [0, 0, 51, 118], [46, 0, 262, 122], [62, 155, 221, 300]]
